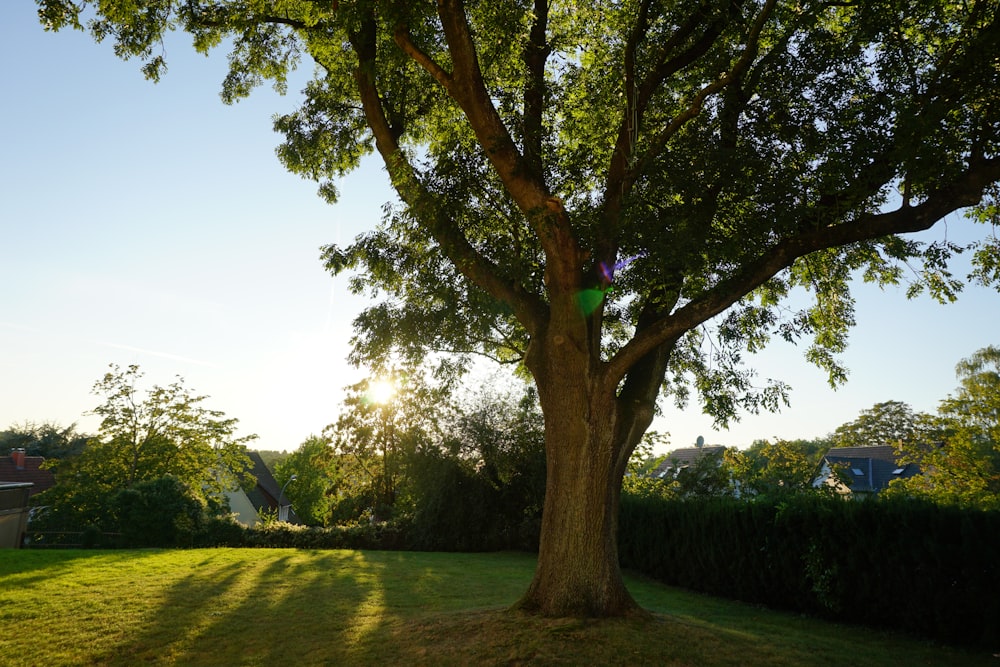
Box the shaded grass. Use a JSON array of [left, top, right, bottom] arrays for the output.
[[0, 549, 992, 666]]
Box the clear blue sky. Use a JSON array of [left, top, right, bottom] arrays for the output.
[[1, 4, 996, 454]]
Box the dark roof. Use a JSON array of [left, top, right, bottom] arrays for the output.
[[0, 454, 55, 498], [824, 445, 919, 493], [243, 452, 300, 523], [651, 445, 726, 478]]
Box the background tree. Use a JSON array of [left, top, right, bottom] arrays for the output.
[[672, 448, 738, 498], [448, 384, 547, 515], [0, 421, 90, 460], [621, 432, 674, 499], [40, 0, 1000, 616], [729, 439, 823, 497], [35, 365, 255, 530], [323, 372, 449, 522], [890, 346, 1000, 508], [274, 435, 339, 526], [830, 401, 938, 449], [253, 449, 289, 472]]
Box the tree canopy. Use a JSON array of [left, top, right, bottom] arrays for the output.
[[35, 365, 255, 530], [0, 421, 89, 460], [39, 0, 1000, 616], [830, 400, 937, 449]]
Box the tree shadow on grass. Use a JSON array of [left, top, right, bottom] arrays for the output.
[[84, 550, 537, 666], [92, 549, 409, 666], [27, 549, 991, 666], [0, 549, 153, 589]]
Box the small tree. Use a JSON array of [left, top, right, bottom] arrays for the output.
[[730, 439, 823, 497], [274, 435, 339, 526], [448, 384, 547, 518], [324, 372, 448, 522], [112, 475, 206, 547], [35, 365, 255, 530], [890, 347, 1000, 509], [672, 448, 737, 498]]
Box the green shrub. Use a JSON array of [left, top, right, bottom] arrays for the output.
[[112, 475, 206, 548]]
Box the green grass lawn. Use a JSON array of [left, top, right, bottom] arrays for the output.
[[0, 548, 992, 666]]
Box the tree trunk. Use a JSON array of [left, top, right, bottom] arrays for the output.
[[515, 437, 638, 616], [515, 335, 641, 617]]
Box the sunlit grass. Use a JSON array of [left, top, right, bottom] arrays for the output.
[[0, 549, 992, 666]]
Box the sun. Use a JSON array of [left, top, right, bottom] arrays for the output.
[[368, 379, 396, 404]]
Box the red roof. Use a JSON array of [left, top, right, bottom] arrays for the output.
[[0, 455, 56, 497]]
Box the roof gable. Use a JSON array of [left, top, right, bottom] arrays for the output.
[[241, 452, 299, 523]]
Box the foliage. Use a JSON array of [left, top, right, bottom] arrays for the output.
[[273, 435, 339, 526], [33, 365, 255, 530], [619, 493, 1000, 647], [729, 438, 826, 497], [112, 475, 206, 548], [405, 382, 546, 551], [40, 0, 1000, 615], [831, 400, 939, 449], [628, 436, 834, 500], [252, 449, 288, 472], [669, 448, 738, 498], [446, 383, 547, 523], [0, 421, 90, 460], [323, 371, 449, 522], [748, 437, 831, 467], [318, 368, 546, 544], [890, 346, 1000, 509], [622, 432, 674, 499]]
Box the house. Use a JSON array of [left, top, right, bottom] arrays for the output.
[[225, 451, 300, 526], [813, 445, 919, 497], [650, 443, 727, 479], [0, 449, 56, 499]]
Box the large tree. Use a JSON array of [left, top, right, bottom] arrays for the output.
[[40, 0, 1000, 615], [830, 400, 937, 449]]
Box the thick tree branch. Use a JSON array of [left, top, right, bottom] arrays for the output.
[[522, 0, 550, 180], [606, 156, 1000, 384], [628, 0, 776, 187], [393, 25, 453, 89], [598, 2, 752, 311], [435, 0, 581, 297], [607, 287, 682, 474], [345, 12, 547, 334]]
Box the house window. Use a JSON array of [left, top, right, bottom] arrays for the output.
[[851, 468, 864, 476], [892, 467, 905, 475]]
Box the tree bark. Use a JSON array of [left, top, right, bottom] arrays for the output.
[[515, 333, 642, 617]]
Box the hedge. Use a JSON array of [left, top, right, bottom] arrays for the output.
[[618, 493, 1000, 647]]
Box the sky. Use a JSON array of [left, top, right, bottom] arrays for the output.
[[1, 5, 997, 455]]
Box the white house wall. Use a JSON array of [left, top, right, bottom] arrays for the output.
[[224, 490, 261, 527]]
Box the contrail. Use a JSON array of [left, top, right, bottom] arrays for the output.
[[1, 321, 218, 368], [95, 341, 221, 368]]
